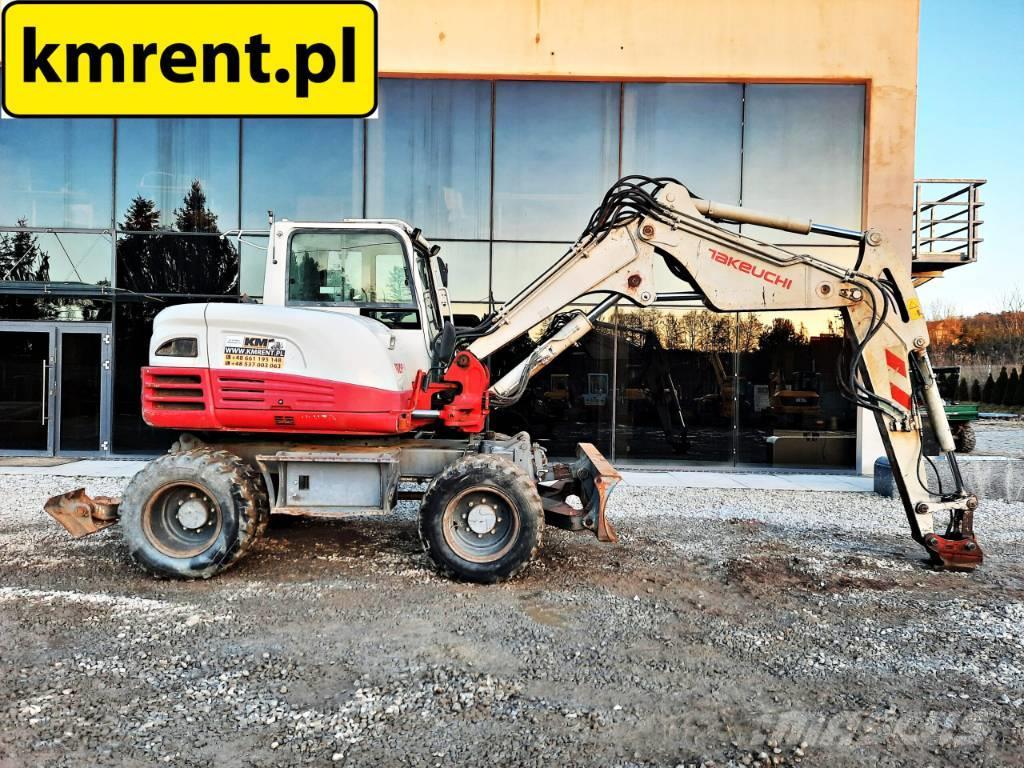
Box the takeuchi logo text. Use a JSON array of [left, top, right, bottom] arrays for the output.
[[708, 248, 793, 290]]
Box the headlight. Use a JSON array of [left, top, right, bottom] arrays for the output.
[[155, 338, 198, 358]]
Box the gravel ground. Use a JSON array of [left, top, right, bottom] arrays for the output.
[[2, 472, 1024, 767]]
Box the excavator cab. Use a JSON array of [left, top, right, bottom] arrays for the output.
[[262, 220, 452, 368]]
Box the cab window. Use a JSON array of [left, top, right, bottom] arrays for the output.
[[288, 231, 415, 307]]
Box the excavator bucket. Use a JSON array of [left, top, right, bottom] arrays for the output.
[[539, 442, 621, 542], [44, 488, 120, 539]]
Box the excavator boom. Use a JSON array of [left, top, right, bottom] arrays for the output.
[[462, 176, 981, 569]]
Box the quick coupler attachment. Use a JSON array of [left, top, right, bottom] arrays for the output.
[[920, 498, 983, 570]]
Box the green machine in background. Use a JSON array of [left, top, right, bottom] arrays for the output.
[[934, 366, 980, 453]]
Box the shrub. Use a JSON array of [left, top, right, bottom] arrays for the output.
[[1006, 368, 1020, 405], [993, 366, 1009, 404]]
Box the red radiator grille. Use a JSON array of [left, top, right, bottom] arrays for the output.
[[143, 370, 209, 411]]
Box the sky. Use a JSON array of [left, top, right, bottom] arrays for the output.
[[916, 0, 1024, 316]]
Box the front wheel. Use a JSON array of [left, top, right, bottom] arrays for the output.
[[418, 455, 543, 583], [120, 449, 269, 579]]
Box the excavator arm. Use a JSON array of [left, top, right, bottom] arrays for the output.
[[455, 176, 981, 569]]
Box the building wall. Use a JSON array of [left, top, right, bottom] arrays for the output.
[[377, 0, 919, 472], [380, 0, 919, 249], [0, 1, 920, 468]]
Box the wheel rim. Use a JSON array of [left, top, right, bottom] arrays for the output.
[[441, 486, 521, 564], [142, 482, 223, 558]]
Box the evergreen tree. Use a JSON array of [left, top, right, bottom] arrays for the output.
[[174, 180, 220, 233], [384, 265, 408, 303], [0, 219, 44, 282], [957, 376, 969, 402], [970, 379, 982, 402], [0, 219, 50, 318], [994, 366, 1009, 404], [982, 373, 995, 403], [1006, 368, 1020, 406], [116, 183, 238, 294], [117, 196, 163, 293], [121, 195, 162, 231], [1016, 369, 1024, 406]]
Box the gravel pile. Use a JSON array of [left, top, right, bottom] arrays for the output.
[[1, 471, 1023, 767]]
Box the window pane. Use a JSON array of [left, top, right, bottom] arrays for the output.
[[614, 307, 735, 464], [0, 230, 112, 285], [0, 295, 112, 322], [737, 310, 855, 468], [742, 85, 865, 243], [116, 233, 239, 294], [239, 234, 269, 299], [59, 332, 102, 452], [367, 79, 491, 239], [450, 302, 488, 328], [434, 241, 489, 303], [494, 82, 619, 241], [288, 230, 411, 306], [490, 242, 571, 303], [116, 119, 239, 232], [242, 119, 362, 229], [0, 114, 113, 228], [0, 331, 49, 451], [622, 83, 742, 203]]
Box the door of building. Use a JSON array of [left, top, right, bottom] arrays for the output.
[[0, 323, 112, 456]]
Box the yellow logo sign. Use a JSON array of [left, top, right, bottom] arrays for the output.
[[1, 1, 378, 117]]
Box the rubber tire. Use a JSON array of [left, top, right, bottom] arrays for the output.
[[418, 454, 543, 584], [953, 422, 977, 454], [120, 449, 269, 579]]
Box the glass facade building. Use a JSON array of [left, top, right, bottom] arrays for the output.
[[0, 77, 865, 465]]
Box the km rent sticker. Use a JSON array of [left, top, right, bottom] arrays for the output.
[[1, 1, 377, 117], [224, 336, 286, 369]]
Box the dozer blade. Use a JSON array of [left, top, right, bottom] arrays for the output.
[[540, 444, 618, 540], [574, 442, 621, 543], [539, 443, 621, 542], [44, 488, 121, 539]]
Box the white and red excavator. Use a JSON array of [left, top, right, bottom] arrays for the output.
[[45, 176, 982, 582]]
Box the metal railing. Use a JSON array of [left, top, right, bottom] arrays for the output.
[[912, 178, 986, 267]]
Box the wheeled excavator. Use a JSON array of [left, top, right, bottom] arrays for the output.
[[44, 176, 983, 582]]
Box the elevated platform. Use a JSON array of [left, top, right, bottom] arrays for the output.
[[912, 178, 986, 282]]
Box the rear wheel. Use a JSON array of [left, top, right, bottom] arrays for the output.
[[120, 449, 269, 579], [953, 422, 977, 454], [418, 454, 543, 583]]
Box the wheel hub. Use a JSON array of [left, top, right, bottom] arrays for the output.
[[467, 502, 498, 534], [442, 486, 520, 564], [176, 498, 210, 530]]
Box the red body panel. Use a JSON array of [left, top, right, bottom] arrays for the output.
[[143, 367, 420, 435], [142, 355, 491, 436]]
